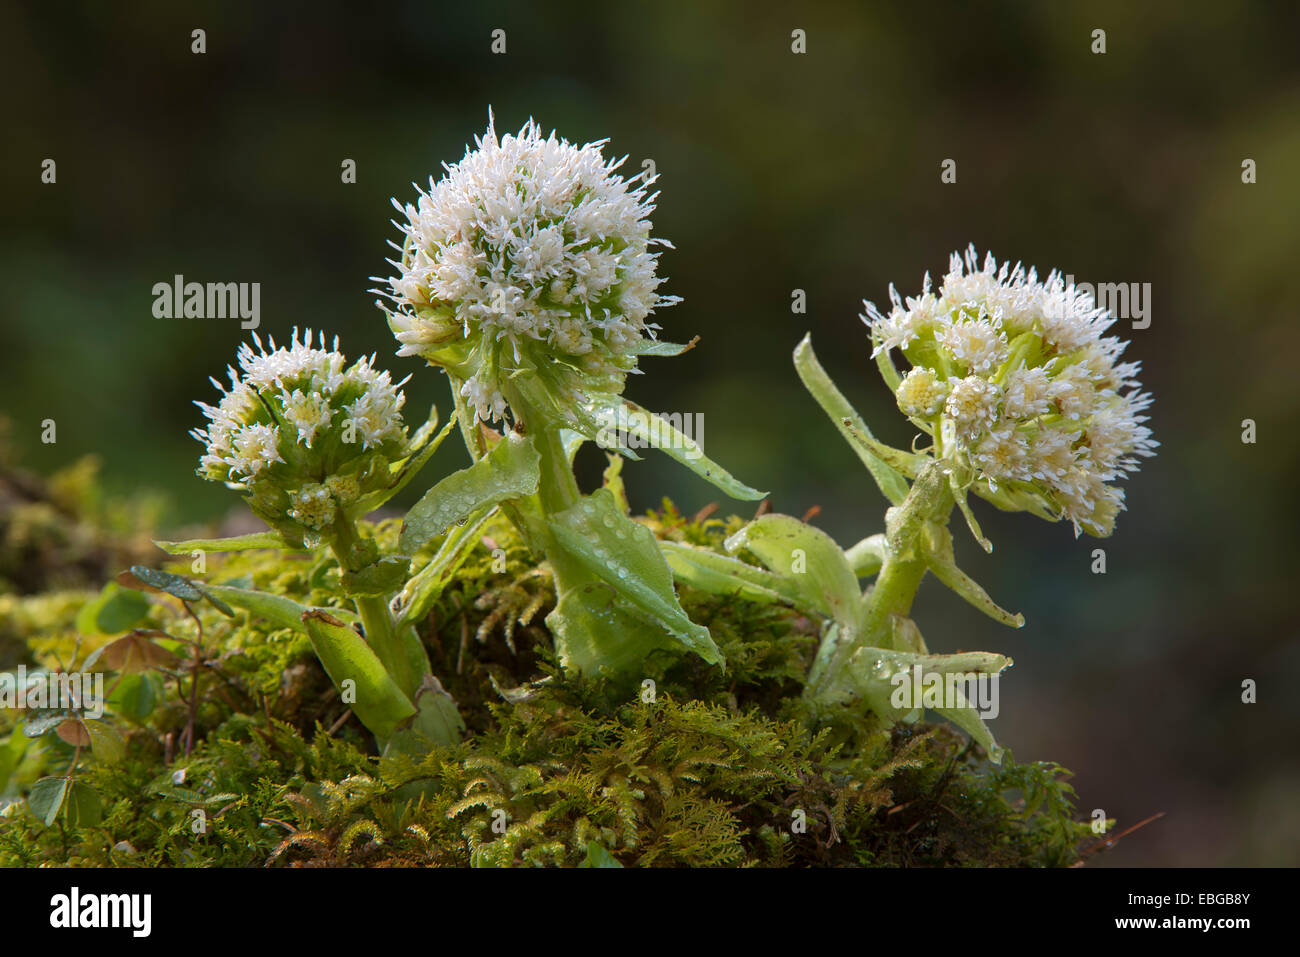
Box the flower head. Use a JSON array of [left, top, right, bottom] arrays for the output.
[[376, 114, 678, 426], [863, 246, 1157, 536], [192, 329, 411, 542]]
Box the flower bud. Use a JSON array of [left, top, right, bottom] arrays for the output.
[[895, 367, 950, 418], [191, 329, 412, 544]]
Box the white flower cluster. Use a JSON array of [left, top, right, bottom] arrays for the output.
[[192, 329, 410, 534], [377, 115, 678, 422], [864, 246, 1157, 537]]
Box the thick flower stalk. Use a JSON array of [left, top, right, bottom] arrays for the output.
[[664, 247, 1156, 759], [191, 329, 440, 715], [380, 115, 763, 680], [806, 247, 1155, 743]]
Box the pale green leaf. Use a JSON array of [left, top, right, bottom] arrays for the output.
[[300, 611, 416, 741], [398, 432, 539, 554], [392, 508, 494, 627], [153, 532, 289, 555], [627, 338, 697, 358], [659, 541, 805, 607], [844, 534, 888, 578], [547, 489, 722, 673], [724, 514, 862, 628], [921, 523, 1024, 628], [584, 394, 765, 501], [793, 334, 912, 506]]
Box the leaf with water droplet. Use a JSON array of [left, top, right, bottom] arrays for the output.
[[584, 394, 765, 501], [843, 646, 1013, 763], [546, 489, 722, 673], [724, 514, 863, 630], [398, 432, 539, 554], [119, 566, 204, 603]]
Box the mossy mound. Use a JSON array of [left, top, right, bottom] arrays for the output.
[[0, 456, 1095, 867]]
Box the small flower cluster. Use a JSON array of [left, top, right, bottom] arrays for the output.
[[864, 246, 1157, 537], [192, 329, 410, 539], [377, 115, 678, 423]]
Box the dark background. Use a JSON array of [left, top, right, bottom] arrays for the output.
[[2, 1, 1297, 866]]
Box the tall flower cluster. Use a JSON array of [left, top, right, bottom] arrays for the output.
[[864, 246, 1157, 537], [192, 329, 410, 541], [376, 115, 678, 425]]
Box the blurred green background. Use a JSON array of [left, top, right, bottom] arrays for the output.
[[2, 1, 1297, 865]]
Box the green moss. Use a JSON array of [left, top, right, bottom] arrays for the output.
[[0, 468, 1097, 868]]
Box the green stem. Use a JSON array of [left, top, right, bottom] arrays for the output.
[[329, 515, 429, 699], [533, 425, 581, 514], [511, 395, 592, 602], [809, 460, 954, 707], [501, 385, 580, 517], [860, 557, 928, 646], [862, 461, 953, 645]]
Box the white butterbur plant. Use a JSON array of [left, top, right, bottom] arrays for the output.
[[663, 247, 1156, 761], [380, 114, 764, 680], [149, 113, 1149, 772], [168, 330, 474, 749]]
